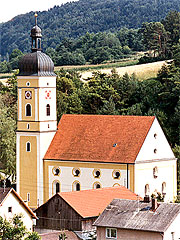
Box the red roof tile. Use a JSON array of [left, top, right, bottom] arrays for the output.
[[44, 114, 155, 163], [59, 186, 141, 218]]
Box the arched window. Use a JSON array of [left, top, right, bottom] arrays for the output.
[[73, 181, 81, 191], [76, 183, 80, 191], [162, 182, 166, 195], [145, 184, 150, 196], [26, 142, 31, 152], [46, 104, 50, 116], [26, 104, 31, 116], [56, 182, 60, 193], [52, 181, 60, 195], [93, 182, 102, 189]]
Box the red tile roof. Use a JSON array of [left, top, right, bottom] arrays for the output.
[[59, 186, 141, 218], [44, 114, 155, 163]]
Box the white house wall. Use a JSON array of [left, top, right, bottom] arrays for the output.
[[164, 212, 180, 240], [0, 192, 33, 232]]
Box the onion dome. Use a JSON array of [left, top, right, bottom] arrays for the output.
[[18, 13, 56, 76]]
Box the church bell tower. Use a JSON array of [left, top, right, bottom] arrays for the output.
[[16, 14, 57, 208]]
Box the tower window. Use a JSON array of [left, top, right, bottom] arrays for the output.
[[26, 142, 31, 152], [46, 104, 50, 116], [27, 124, 30, 129], [26, 104, 32, 116]]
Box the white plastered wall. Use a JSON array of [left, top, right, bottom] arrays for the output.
[[135, 118, 177, 201], [0, 192, 33, 232], [48, 163, 129, 198]]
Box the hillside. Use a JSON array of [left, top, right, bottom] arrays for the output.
[[1, 0, 180, 58]]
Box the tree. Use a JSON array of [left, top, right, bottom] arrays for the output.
[[0, 215, 40, 240], [0, 94, 16, 179], [162, 11, 180, 56], [140, 22, 168, 57]]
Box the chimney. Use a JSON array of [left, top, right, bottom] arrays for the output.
[[152, 198, 158, 211]]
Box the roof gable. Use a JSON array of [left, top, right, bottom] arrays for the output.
[[0, 188, 37, 219], [94, 199, 180, 232], [44, 115, 155, 163]]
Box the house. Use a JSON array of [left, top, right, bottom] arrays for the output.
[[35, 186, 139, 233], [94, 198, 180, 240], [16, 16, 177, 208], [0, 188, 37, 232]]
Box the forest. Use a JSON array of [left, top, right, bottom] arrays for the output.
[[1, 0, 180, 58]]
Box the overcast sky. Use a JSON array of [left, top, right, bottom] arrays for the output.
[[0, 0, 78, 23]]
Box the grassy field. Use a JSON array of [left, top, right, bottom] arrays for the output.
[[80, 60, 168, 81], [54, 59, 139, 72]]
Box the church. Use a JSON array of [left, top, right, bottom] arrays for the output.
[[16, 17, 177, 208]]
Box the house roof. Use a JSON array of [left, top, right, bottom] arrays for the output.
[[44, 114, 155, 163], [94, 199, 180, 233], [0, 188, 37, 219], [36, 186, 140, 219], [40, 230, 79, 240]]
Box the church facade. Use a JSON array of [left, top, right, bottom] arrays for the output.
[[16, 19, 177, 208]]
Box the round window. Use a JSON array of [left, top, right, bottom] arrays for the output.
[[113, 170, 121, 179]]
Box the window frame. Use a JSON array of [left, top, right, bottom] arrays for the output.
[[106, 228, 117, 239]]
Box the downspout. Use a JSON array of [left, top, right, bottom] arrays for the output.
[[127, 164, 129, 189]]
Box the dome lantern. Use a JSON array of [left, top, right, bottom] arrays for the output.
[[18, 13, 56, 77], [31, 13, 42, 52]]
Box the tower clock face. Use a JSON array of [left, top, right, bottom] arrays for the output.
[[25, 91, 32, 99]]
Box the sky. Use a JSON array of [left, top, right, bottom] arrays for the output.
[[0, 0, 78, 23]]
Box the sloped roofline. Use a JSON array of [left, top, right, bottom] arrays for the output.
[[0, 188, 37, 219]]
